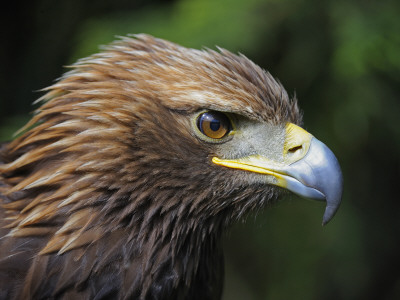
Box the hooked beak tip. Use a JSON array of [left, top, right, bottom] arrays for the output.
[[322, 204, 340, 226]]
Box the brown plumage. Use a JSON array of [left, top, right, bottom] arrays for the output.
[[0, 34, 304, 299]]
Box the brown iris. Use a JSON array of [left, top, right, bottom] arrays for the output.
[[197, 111, 232, 139]]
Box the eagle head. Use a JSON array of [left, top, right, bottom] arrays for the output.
[[0, 34, 342, 299]]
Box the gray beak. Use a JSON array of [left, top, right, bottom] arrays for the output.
[[212, 123, 343, 225], [283, 138, 343, 225]]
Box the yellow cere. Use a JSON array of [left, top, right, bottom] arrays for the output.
[[283, 123, 313, 164]]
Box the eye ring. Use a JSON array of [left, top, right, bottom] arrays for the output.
[[196, 111, 232, 140]]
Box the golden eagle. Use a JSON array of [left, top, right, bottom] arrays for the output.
[[0, 35, 342, 299]]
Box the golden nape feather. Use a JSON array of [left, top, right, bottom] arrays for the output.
[[0, 34, 342, 300]]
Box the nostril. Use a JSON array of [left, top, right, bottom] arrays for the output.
[[288, 145, 303, 153]]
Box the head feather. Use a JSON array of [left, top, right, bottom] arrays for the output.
[[0, 34, 300, 255]]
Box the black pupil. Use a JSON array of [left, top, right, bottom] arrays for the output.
[[210, 120, 220, 131]]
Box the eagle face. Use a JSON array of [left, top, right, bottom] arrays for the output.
[[0, 34, 342, 299]]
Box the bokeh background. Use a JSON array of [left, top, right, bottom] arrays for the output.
[[1, 0, 399, 299]]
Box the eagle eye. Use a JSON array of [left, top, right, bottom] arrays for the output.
[[197, 111, 232, 140]]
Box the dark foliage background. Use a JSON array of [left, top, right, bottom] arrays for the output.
[[1, 0, 399, 299]]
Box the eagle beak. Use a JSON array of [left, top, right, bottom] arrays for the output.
[[212, 123, 343, 225]]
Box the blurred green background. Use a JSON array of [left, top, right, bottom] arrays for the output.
[[1, 0, 399, 299]]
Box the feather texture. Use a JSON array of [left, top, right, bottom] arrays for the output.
[[0, 35, 301, 299]]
